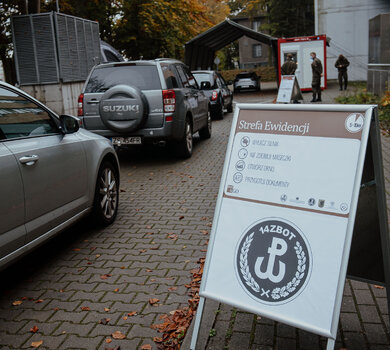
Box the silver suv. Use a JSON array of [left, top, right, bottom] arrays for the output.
[[78, 59, 211, 158]]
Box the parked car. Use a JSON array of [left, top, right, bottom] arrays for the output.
[[233, 72, 261, 92], [78, 59, 211, 158], [192, 70, 233, 119], [0, 81, 120, 271]]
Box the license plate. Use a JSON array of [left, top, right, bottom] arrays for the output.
[[111, 137, 142, 145], [242, 85, 249, 88]]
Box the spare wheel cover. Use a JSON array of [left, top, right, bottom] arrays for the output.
[[99, 85, 147, 133]]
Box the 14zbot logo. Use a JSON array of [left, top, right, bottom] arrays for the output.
[[235, 218, 312, 304]]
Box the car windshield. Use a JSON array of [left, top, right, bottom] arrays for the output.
[[192, 73, 216, 88], [85, 65, 162, 93]]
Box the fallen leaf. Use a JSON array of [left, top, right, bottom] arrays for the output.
[[149, 298, 159, 305], [146, 225, 152, 229], [128, 311, 137, 316], [105, 347, 121, 350], [104, 307, 110, 312], [105, 338, 112, 343], [141, 345, 152, 350], [168, 287, 177, 291], [99, 318, 111, 325], [200, 230, 209, 235], [31, 340, 43, 348], [112, 331, 126, 339], [72, 248, 80, 251], [21, 296, 28, 300], [374, 285, 385, 289], [81, 306, 90, 311], [35, 299, 44, 303], [12, 300, 22, 306], [123, 316, 128, 320], [179, 216, 184, 220], [120, 266, 125, 269], [153, 337, 163, 342], [139, 249, 147, 253], [168, 234, 178, 240], [146, 269, 153, 272], [114, 288, 119, 292], [96, 254, 101, 258], [100, 274, 112, 280], [30, 325, 39, 333]]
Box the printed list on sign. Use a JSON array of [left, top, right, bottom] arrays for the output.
[[224, 131, 360, 216]]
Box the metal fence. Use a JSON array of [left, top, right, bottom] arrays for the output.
[[12, 12, 100, 85]]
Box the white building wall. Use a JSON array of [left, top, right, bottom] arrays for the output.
[[317, 0, 390, 81]]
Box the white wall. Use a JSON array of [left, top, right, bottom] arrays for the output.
[[318, 0, 390, 80], [21, 82, 84, 116]]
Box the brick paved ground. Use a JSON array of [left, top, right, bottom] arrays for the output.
[[183, 82, 390, 350], [0, 81, 389, 350]]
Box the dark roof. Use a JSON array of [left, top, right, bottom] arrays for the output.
[[185, 19, 278, 70]]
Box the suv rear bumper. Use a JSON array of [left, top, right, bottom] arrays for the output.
[[80, 119, 184, 142]]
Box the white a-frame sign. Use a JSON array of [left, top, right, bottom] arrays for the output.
[[190, 104, 390, 349]]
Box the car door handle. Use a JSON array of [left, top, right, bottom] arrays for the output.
[[19, 155, 39, 165], [87, 100, 99, 104]]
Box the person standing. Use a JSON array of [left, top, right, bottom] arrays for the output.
[[281, 53, 300, 103], [310, 52, 323, 102], [335, 54, 350, 90], [281, 53, 297, 75]]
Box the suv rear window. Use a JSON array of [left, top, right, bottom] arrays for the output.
[[193, 73, 216, 88], [85, 65, 162, 93], [236, 73, 257, 79]]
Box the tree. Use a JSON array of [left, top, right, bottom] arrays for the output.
[[113, 0, 221, 60], [245, 0, 314, 38]]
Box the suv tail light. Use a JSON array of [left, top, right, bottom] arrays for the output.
[[77, 93, 84, 116], [163, 89, 175, 114], [211, 90, 218, 101]]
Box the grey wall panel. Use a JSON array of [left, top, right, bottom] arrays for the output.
[[32, 15, 59, 83], [12, 16, 38, 84], [12, 12, 101, 85]]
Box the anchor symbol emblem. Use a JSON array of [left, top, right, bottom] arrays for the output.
[[255, 237, 287, 283]]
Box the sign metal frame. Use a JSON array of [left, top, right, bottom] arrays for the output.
[[190, 103, 388, 350]]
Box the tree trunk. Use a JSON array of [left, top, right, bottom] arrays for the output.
[[28, 0, 40, 14]]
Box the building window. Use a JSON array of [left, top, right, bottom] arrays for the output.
[[252, 20, 261, 31], [253, 44, 262, 58]]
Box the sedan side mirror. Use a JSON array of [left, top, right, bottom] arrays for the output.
[[60, 115, 80, 134], [200, 81, 211, 90]]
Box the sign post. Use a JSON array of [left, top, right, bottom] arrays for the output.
[[190, 104, 389, 349], [276, 75, 303, 103]]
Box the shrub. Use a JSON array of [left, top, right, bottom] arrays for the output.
[[335, 89, 390, 130], [219, 66, 276, 82]]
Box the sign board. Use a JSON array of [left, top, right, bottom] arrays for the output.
[[276, 75, 303, 103], [190, 104, 388, 349]]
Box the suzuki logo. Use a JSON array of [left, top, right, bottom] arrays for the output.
[[102, 105, 140, 113]]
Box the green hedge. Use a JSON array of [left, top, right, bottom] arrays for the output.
[[219, 66, 276, 82]]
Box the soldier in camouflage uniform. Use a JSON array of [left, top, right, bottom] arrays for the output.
[[335, 54, 350, 90], [281, 53, 300, 103], [310, 52, 323, 102], [281, 53, 297, 75]]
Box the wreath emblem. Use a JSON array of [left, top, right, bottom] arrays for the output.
[[236, 219, 311, 304]]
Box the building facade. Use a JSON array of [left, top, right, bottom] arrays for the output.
[[234, 16, 270, 69], [317, 0, 390, 81]]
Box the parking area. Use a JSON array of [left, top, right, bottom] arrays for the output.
[[1, 82, 390, 350]]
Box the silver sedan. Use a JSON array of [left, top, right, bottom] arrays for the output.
[[0, 81, 120, 270]]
